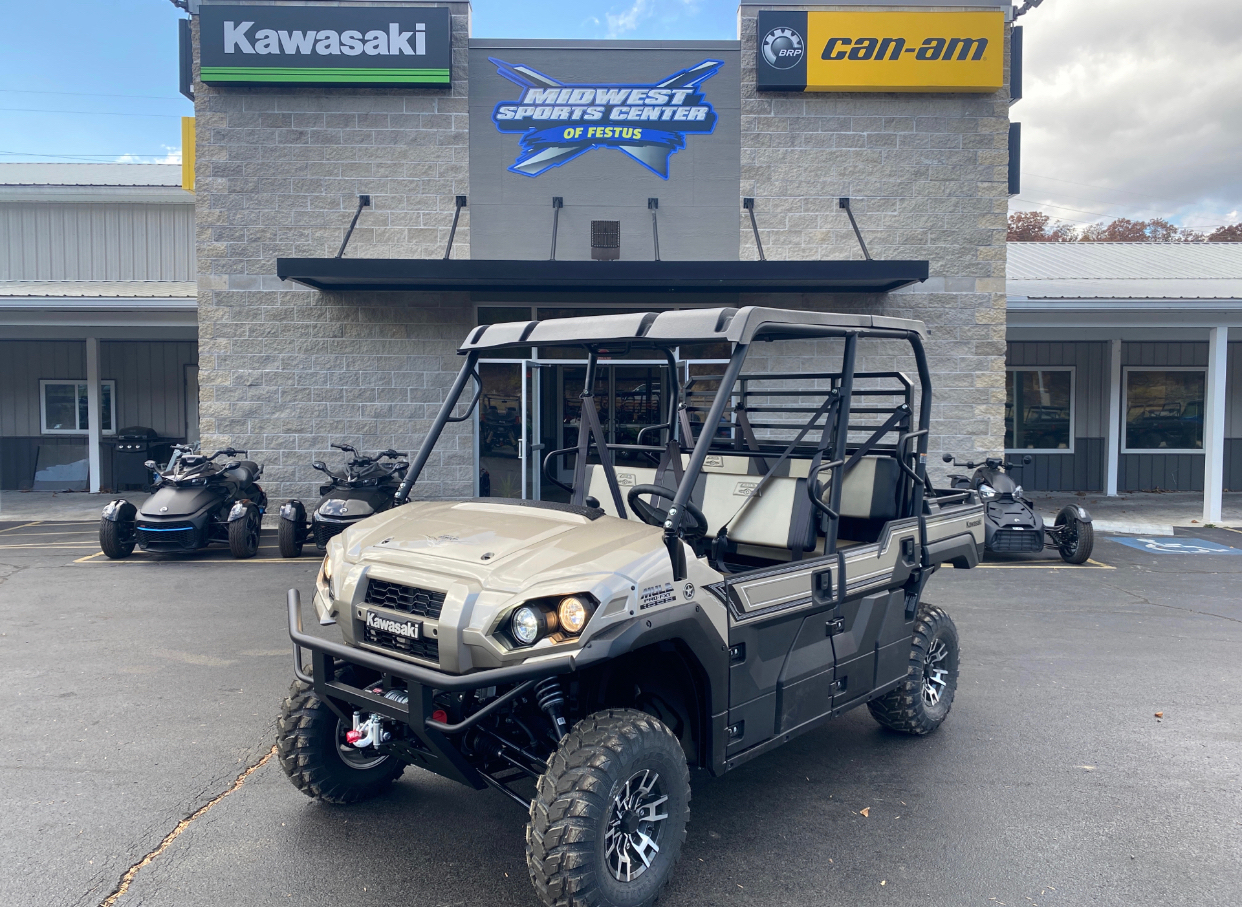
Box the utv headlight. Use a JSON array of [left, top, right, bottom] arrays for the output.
[[978, 484, 997, 500], [557, 596, 591, 635], [511, 606, 549, 646], [319, 556, 334, 596]]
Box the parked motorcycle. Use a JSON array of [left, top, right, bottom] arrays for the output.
[[276, 444, 408, 558], [943, 453, 1094, 564], [99, 445, 267, 560]]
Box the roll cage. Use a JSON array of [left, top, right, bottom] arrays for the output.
[[394, 306, 953, 583]]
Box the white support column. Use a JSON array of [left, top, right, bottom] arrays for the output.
[[1203, 326, 1229, 523], [85, 337, 102, 494], [1105, 337, 1122, 496]]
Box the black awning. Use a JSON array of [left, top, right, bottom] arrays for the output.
[[274, 258, 928, 294]]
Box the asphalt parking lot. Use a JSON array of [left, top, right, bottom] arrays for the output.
[[2, 520, 1240, 907]]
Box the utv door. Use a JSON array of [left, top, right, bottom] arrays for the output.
[[722, 556, 843, 758]]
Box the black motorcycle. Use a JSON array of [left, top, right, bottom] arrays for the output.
[[276, 444, 408, 558], [943, 453, 1094, 564], [99, 445, 267, 560]]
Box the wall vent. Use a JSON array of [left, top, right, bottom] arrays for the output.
[[591, 220, 620, 261]]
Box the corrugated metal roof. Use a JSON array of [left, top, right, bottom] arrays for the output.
[[0, 280, 197, 298], [0, 163, 182, 188], [1008, 242, 1242, 299]]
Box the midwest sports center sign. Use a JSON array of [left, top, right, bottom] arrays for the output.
[[198, 5, 452, 85], [488, 58, 723, 179], [756, 10, 1004, 93]]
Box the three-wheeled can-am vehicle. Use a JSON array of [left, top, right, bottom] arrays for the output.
[[943, 453, 1094, 563], [99, 445, 267, 559], [279, 307, 985, 907], [276, 443, 409, 558]]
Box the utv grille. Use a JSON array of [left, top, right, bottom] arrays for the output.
[[363, 625, 440, 663], [991, 528, 1043, 553], [365, 579, 446, 620], [312, 521, 346, 548], [136, 523, 199, 549]]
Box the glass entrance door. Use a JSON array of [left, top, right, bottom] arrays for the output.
[[478, 360, 671, 502], [478, 361, 547, 500], [547, 363, 669, 496]]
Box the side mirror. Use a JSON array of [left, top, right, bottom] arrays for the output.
[[144, 459, 158, 471], [1022, 455, 1033, 466], [942, 453, 953, 463], [312, 460, 326, 472]]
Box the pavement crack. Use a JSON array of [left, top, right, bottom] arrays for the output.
[[98, 745, 276, 906], [1099, 580, 1242, 625], [0, 562, 25, 586]]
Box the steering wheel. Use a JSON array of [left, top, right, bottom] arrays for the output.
[[626, 485, 709, 540]]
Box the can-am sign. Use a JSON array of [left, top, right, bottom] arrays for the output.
[[198, 5, 452, 85], [756, 10, 1004, 93]]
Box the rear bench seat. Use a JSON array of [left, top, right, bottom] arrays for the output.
[[584, 454, 900, 562]]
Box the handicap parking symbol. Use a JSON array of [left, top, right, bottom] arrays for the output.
[[1111, 537, 1242, 555]]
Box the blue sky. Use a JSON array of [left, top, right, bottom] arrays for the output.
[[0, 1, 1238, 231]]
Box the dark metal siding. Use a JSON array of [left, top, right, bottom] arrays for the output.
[[1008, 438, 1105, 492], [1120, 341, 1208, 492], [1005, 341, 1108, 490], [0, 340, 196, 490], [1120, 453, 1204, 492]]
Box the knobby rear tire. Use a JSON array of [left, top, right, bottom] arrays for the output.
[[868, 605, 960, 736], [527, 708, 690, 907]]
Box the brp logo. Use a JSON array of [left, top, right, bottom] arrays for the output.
[[761, 27, 804, 69]]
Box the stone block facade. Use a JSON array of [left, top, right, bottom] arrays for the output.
[[736, 5, 1011, 474], [192, 2, 475, 501], [191, 1, 1009, 502]]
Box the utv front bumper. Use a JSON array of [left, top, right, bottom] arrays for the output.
[[287, 590, 575, 789]]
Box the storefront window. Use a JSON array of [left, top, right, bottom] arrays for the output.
[[1124, 369, 1205, 451], [1005, 369, 1072, 451], [40, 380, 115, 435]]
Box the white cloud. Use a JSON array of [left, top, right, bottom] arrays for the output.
[[606, 0, 654, 37], [116, 146, 181, 165], [1012, 0, 1242, 230]]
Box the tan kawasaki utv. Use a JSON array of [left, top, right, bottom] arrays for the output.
[[279, 306, 984, 907]]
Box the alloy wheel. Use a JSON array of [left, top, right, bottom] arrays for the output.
[[604, 769, 669, 882], [922, 637, 950, 708]]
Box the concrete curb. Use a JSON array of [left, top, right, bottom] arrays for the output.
[[1091, 519, 1175, 537]]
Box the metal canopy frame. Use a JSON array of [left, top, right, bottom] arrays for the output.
[[394, 306, 935, 586], [275, 257, 929, 295]]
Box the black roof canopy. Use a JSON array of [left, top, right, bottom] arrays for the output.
[[274, 258, 929, 295]]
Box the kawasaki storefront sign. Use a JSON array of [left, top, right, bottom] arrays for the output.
[[198, 5, 452, 85]]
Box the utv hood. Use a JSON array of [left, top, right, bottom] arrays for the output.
[[340, 499, 663, 586]]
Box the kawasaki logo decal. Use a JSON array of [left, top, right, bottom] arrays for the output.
[[366, 612, 422, 639], [199, 5, 452, 85], [488, 57, 723, 178]]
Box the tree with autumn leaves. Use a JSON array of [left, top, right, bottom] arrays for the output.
[[1008, 211, 1242, 242]]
